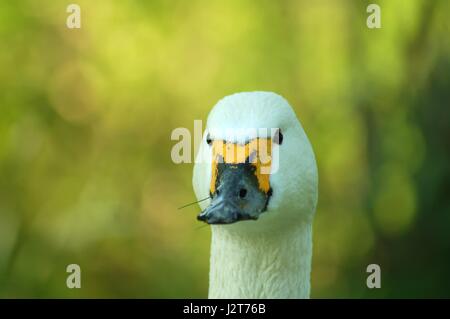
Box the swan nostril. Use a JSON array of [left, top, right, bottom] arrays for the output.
[[239, 188, 247, 199]]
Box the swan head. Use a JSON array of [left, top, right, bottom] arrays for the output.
[[193, 92, 318, 233]]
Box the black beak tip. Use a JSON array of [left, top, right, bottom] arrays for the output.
[[197, 213, 207, 222]]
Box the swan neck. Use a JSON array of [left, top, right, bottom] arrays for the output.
[[208, 222, 313, 298]]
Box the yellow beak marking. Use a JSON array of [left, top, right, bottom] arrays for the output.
[[210, 138, 273, 194]]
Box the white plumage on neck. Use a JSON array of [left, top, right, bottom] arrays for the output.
[[209, 222, 313, 298]]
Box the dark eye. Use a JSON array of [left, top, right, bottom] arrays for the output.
[[206, 133, 212, 145], [274, 129, 283, 145]]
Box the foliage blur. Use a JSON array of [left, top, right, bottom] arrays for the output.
[[0, 0, 449, 298]]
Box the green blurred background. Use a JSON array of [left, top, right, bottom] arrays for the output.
[[0, 0, 449, 298]]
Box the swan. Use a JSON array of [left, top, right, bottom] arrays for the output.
[[193, 91, 318, 299]]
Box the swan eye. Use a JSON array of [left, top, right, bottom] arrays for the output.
[[206, 133, 212, 145], [273, 129, 283, 145]]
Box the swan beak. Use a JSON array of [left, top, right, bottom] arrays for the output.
[[197, 161, 272, 225]]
